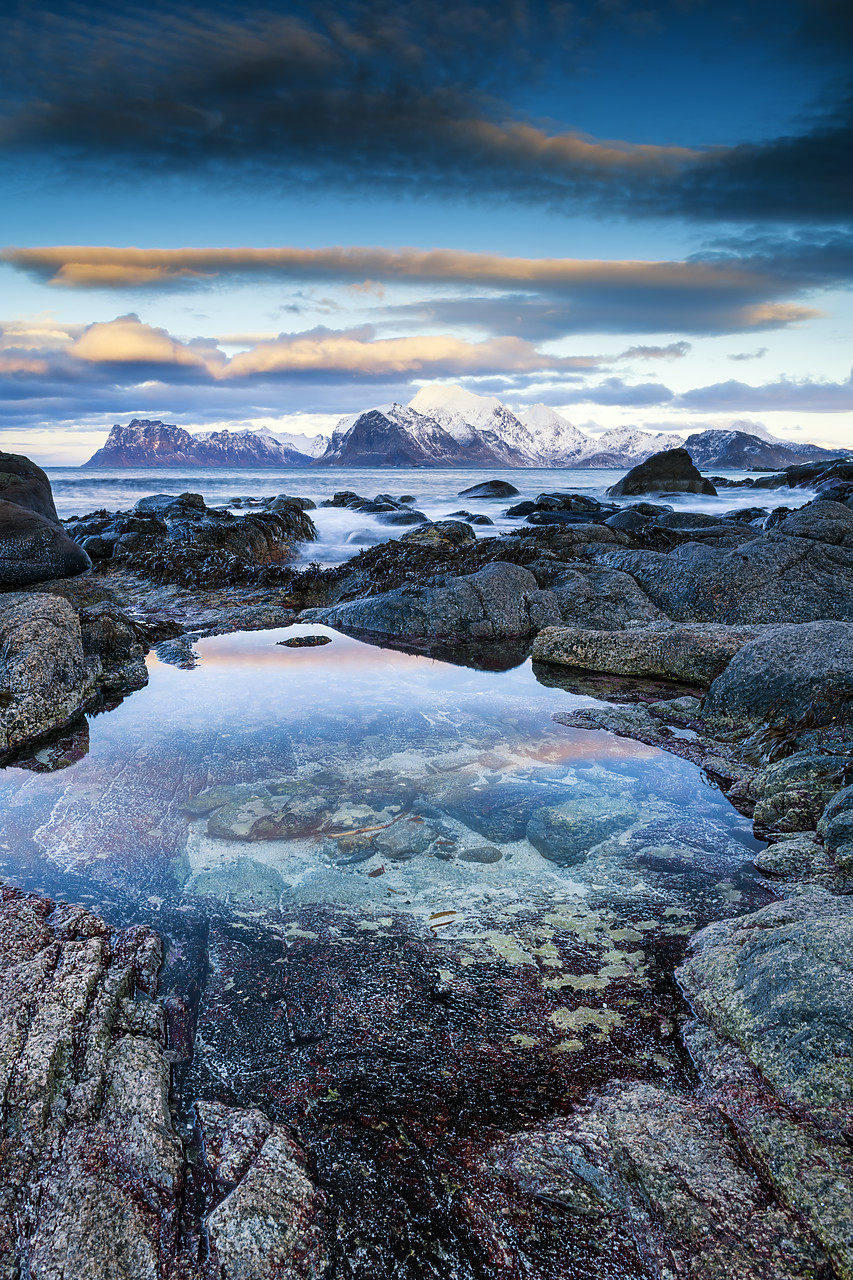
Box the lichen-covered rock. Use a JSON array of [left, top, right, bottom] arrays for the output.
[[400, 520, 476, 549], [600, 1083, 828, 1280], [750, 751, 853, 832], [301, 562, 562, 641], [597, 502, 853, 623], [0, 593, 100, 756], [548, 564, 667, 629], [678, 892, 853, 1135], [533, 621, 763, 683]]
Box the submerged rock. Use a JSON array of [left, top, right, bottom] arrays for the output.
[[527, 795, 639, 865]]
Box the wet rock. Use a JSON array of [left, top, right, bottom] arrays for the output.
[[533, 622, 763, 683], [0, 500, 92, 585], [78, 602, 148, 693], [624, 811, 754, 873], [400, 520, 476, 549], [600, 1083, 828, 1280], [527, 795, 639, 865], [196, 1101, 272, 1186], [458, 480, 519, 498], [375, 509, 428, 525], [134, 491, 205, 514], [604, 508, 650, 533], [606, 448, 717, 498], [277, 634, 332, 647], [702, 621, 853, 735], [301, 561, 562, 641], [205, 1125, 329, 1280], [156, 636, 200, 668]]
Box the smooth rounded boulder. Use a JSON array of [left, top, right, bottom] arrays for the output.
[[0, 450, 60, 522], [606, 448, 716, 498], [0, 500, 91, 585]]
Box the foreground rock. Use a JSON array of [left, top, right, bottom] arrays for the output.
[[0, 592, 148, 758], [534, 621, 763, 684], [679, 894, 853, 1277], [0, 887, 183, 1275], [301, 561, 561, 640], [606, 447, 716, 497]]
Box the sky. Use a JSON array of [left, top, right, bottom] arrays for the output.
[[1, 0, 852, 463]]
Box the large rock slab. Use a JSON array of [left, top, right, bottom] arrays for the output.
[[702, 621, 853, 733], [597, 502, 853, 623], [0, 500, 91, 586], [606, 447, 716, 497], [533, 622, 763, 684], [301, 561, 562, 641]]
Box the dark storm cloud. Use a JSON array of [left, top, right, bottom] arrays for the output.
[[1, 1, 851, 223]]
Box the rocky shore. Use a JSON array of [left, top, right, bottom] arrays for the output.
[[2, 445, 853, 1277]]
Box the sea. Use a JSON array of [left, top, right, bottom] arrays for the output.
[[46, 463, 808, 566]]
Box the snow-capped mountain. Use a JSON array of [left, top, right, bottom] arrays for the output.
[[577, 426, 679, 467], [683, 429, 839, 470], [409, 386, 585, 465], [198, 423, 328, 457], [317, 403, 482, 467], [519, 404, 591, 463], [84, 420, 312, 467]]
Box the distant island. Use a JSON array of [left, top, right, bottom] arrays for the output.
[[83, 385, 838, 470]]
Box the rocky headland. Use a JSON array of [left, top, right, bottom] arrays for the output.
[[2, 444, 853, 1277]]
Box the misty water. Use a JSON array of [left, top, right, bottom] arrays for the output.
[[4, 472, 783, 1276], [46, 462, 810, 565]]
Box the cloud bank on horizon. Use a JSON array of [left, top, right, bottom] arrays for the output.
[[0, 0, 851, 460]]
